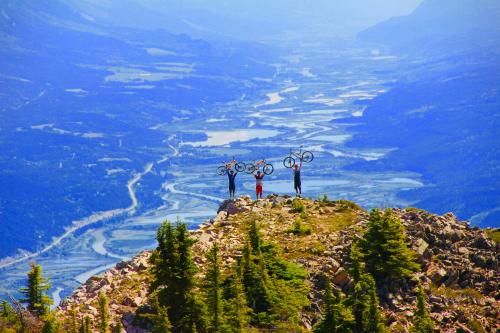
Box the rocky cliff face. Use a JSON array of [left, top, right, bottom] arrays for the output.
[[58, 195, 499, 332]]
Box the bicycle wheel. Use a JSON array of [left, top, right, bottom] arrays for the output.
[[217, 166, 228, 176], [301, 151, 314, 163], [245, 164, 256, 174], [263, 164, 274, 175], [235, 163, 245, 172], [283, 156, 295, 168]]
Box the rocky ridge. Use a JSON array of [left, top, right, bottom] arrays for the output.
[[58, 195, 499, 332]]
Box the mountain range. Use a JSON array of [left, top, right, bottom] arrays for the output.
[[349, 0, 500, 226]]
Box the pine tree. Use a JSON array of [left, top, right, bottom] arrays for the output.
[[41, 315, 58, 333], [348, 241, 364, 283], [149, 221, 201, 333], [1, 300, 14, 318], [248, 219, 261, 255], [223, 264, 250, 332], [203, 243, 223, 332], [411, 284, 434, 333], [241, 239, 272, 314], [67, 306, 78, 333], [98, 292, 110, 333], [359, 209, 419, 283], [80, 316, 92, 333], [349, 273, 385, 333], [20, 262, 53, 316], [152, 305, 172, 333], [314, 282, 352, 333]]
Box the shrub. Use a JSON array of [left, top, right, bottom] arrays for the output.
[[291, 198, 305, 213], [289, 219, 311, 236]]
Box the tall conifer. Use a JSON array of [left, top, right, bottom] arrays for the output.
[[411, 283, 434, 333], [203, 243, 223, 332], [349, 273, 385, 333], [98, 292, 110, 333], [20, 263, 53, 316], [150, 221, 201, 333], [359, 209, 419, 283], [314, 282, 352, 333]]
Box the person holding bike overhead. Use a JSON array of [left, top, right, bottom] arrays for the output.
[[293, 159, 302, 197], [253, 170, 265, 200], [228, 170, 238, 199]]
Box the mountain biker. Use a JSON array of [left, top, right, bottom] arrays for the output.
[[293, 159, 303, 197], [253, 170, 265, 200], [228, 170, 238, 199]]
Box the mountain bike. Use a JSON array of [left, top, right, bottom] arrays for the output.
[[217, 157, 245, 176], [283, 146, 314, 168], [245, 159, 274, 175]]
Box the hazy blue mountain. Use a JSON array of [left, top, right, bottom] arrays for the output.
[[350, 0, 500, 226], [358, 0, 500, 55], [0, 0, 276, 259], [63, 0, 422, 40]]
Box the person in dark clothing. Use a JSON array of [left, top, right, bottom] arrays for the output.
[[228, 170, 238, 199], [293, 159, 303, 197]]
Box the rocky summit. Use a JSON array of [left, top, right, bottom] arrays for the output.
[[58, 195, 499, 332]]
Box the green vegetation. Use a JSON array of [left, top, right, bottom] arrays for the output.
[[20, 263, 53, 317], [313, 282, 353, 333], [202, 243, 223, 332], [429, 284, 484, 303], [467, 319, 487, 333], [98, 292, 110, 333], [349, 271, 386, 333], [222, 265, 250, 332], [41, 314, 60, 333], [289, 218, 312, 236], [357, 209, 419, 283], [485, 228, 500, 243], [145, 218, 309, 332], [410, 283, 434, 333], [291, 198, 305, 213], [332, 200, 361, 212], [149, 221, 205, 333], [111, 321, 124, 333], [82, 316, 93, 333]]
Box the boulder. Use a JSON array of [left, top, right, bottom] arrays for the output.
[[472, 234, 493, 250], [332, 269, 350, 288]]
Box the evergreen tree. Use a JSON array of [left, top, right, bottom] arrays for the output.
[[98, 292, 110, 333], [241, 239, 272, 314], [152, 305, 172, 333], [149, 221, 201, 333], [67, 306, 78, 333], [223, 264, 250, 332], [411, 284, 435, 333], [348, 241, 364, 283], [41, 315, 58, 333], [349, 273, 385, 333], [314, 282, 352, 333], [1, 300, 14, 318], [359, 209, 419, 283], [20, 262, 53, 316], [80, 316, 92, 333], [248, 219, 261, 255], [203, 243, 223, 332]]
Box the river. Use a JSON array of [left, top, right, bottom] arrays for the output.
[[0, 43, 423, 306]]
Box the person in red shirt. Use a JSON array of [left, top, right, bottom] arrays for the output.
[[253, 170, 265, 200]]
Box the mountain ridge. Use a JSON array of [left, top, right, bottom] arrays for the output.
[[55, 195, 499, 332]]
